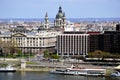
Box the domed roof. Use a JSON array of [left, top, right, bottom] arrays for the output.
[[58, 6, 62, 13], [56, 12, 64, 19], [55, 6, 65, 19]]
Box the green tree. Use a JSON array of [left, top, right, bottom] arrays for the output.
[[51, 54, 59, 59], [44, 49, 49, 59], [88, 50, 111, 60], [17, 50, 23, 57]]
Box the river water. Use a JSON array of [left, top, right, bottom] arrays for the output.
[[0, 71, 119, 80]]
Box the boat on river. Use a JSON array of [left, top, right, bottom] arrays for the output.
[[111, 65, 120, 77], [111, 71, 120, 77], [50, 65, 106, 76], [0, 65, 16, 72]]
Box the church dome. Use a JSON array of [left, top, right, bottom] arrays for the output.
[[55, 6, 64, 19], [56, 13, 63, 19], [54, 6, 66, 27]]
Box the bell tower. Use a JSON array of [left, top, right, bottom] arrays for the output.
[[44, 12, 49, 29]]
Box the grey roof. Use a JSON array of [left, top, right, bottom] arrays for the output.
[[37, 27, 46, 31], [102, 26, 114, 31], [2, 32, 12, 35], [27, 32, 36, 36], [13, 26, 29, 32]]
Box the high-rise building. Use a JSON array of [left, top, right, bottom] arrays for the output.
[[57, 24, 120, 57], [103, 31, 120, 53], [88, 32, 102, 52], [57, 32, 89, 57], [89, 25, 120, 53]]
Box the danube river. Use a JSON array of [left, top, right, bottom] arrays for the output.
[[0, 71, 119, 80]]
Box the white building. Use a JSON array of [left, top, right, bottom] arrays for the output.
[[0, 28, 62, 54]]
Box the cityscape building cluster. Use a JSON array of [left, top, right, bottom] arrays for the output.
[[0, 6, 120, 57], [0, 26, 61, 54], [57, 24, 120, 57]]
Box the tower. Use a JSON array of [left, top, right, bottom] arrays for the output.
[[62, 12, 66, 28], [54, 6, 66, 28], [44, 12, 49, 29]]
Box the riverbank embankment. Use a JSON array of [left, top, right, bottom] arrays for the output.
[[0, 58, 117, 76], [16, 62, 115, 77]]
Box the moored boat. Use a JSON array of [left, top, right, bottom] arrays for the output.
[[50, 65, 106, 76], [111, 71, 120, 77], [0, 65, 16, 72], [110, 65, 120, 77]]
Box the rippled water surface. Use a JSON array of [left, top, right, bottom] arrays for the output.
[[0, 71, 119, 80]]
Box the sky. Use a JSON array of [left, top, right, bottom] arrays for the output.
[[0, 0, 120, 18]]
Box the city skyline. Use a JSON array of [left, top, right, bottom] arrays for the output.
[[0, 0, 120, 18]]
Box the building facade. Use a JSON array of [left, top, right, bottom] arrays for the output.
[[89, 24, 120, 53], [0, 27, 62, 55], [103, 31, 120, 53], [57, 24, 120, 57], [116, 24, 120, 32], [57, 32, 89, 57]]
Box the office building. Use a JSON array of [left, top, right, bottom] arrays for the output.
[[57, 32, 89, 57]]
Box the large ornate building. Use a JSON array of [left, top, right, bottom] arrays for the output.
[[54, 6, 67, 28], [0, 26, 62, 55], [0, 6, 67, 55]]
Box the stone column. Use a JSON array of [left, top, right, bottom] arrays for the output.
[[21, 60, 26, 69]]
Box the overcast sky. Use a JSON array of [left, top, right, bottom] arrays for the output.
[[0, 0, 120, 18]]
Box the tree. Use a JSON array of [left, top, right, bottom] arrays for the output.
[[9, 39, 19, 55], [17, 50, 23, 57], [0, 39, 19, 57], [88, 50, 111, 60], [51, 54, 59, 59], [44, 49, 50, 59], [0, 40, 5, 56]]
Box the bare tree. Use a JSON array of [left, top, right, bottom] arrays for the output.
[[0, 39, 19, 56]]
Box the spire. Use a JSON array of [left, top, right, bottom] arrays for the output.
[[44, 12, 49, 29], [45, 12, 48, 19]]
